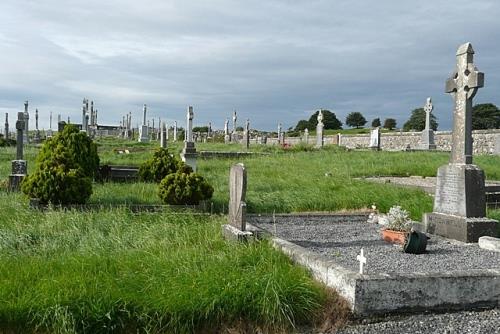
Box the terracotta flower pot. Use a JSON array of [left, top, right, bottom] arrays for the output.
[[381, 229, 408, 245]]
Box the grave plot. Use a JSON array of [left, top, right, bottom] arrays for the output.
[[249, 214, 500, 316]]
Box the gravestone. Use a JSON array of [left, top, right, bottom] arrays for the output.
[[222, 163, 252, 241], [4, 113, 9, 140], [232, 110, 237, 134], [224, 118, 230, 143], [23, 101, 29, 144], [419, 97, 436, 150], [160, 121, 167, 148], [369, 127, 380, 150], [8, 112, 28, 191], [243, 119, 250, 149], [138, 104, 149, 142], [304, 128, 309, 144], [423, 43, 497, 243], [277, 123, 282, 144], [316, 111, 324, 148], [173, 121, 177, 141], [81, 98, 88, 133], [33, 109, 41, 143], [47, 112, 53, 138], [180, 106, 197, 171]]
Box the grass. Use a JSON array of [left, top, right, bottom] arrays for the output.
[[0, 192, 327, 333]]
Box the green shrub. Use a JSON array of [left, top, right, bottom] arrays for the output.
[[158, 170, 214, 205], [22, 125, 98, 204], [139, 148, 184, 182]]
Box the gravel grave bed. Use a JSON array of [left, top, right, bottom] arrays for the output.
[[249, 215, 500, 275]]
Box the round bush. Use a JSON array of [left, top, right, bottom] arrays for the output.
[[139, 148, 185, 182], [22, 124, 99, 204], [158, 170, 214, 205]]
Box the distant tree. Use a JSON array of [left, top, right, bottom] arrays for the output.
[[383, 118, 397, 130], [472, 103, 500, 130], [294, 119, 310, 131], [403, 108, 438, 131], [236, 126, 244, 132], [308, 110, 343, 130], [371, 118, 381, 128], [192, 126, 208, 133], [345, 112, 367, 128]]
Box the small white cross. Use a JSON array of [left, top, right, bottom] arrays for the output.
[[356, 248, 367, 274]]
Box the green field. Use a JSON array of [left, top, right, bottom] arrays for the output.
[[0, 138, 499, 332]]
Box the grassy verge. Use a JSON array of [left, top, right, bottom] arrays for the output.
[[0, 192, 326, 333]]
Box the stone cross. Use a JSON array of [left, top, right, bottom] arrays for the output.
[[186, 106, 194, 142], [424, 98, 433, 130], [4, 113, 8, 140], [356, 248, 367, 274], [224, 119, 229, 135], [82, 98, 88, 132], [316, 111, 324, 147], [23, 101, 29, 144], [142, 104, 147, 125], [208, 122, 212, 137], [173, 121, 177, 141], [445, 42, 484, 164], [15, 112, 25, 160], [232, 110, 237, 133], [35, 109, 39, 130], [229, 163, 247, 231]]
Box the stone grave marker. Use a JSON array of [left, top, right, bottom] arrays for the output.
[[277, 123, 282, 144], [369, 127, 380, 150], [33, 109, 41, 143], [243, 119, 250, 149], [23, 101, 29, 144], [316, 111, 324, 148], [222, 163, 252, 241], [47, 112, 53, 138], [173, 121, 177, 141], [4, 113, 9, 140], [180, 106, 197, 171], [423, 42, 497, 243], [304, 128, 309, 144], [419, 97, 436, 150], [224, 118, 230, 143], [138, 104, 149, 142], [160, 121, 167, 148], [8, 112, 28, 191]]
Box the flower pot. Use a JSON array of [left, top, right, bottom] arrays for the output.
[[403, 230, 429, 254], [381, 229, 408, 245]]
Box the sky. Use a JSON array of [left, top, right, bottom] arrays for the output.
[[1, 0, 499, 132]]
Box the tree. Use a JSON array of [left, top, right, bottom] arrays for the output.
[[294, 119, 310, 131], [371, 118, 381, 128], [383, 118, 397, 130], [345, 112, 367, 128], [192, 126, 208, 133], [308, 110, 342, 130], [472, 103, 500, 130], [403, 108, 438, 131]]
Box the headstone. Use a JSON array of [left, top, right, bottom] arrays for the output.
[[423, 42, 497, 243], [222, 163, 252, 241], [138, 104, 149, 142], [8, 112, 28, 191], [208, 122, 212, 137], [157, 117, 161, 140], [160, 121, 167, 148], [23, 101, 29, 144], [180, 106, 197, 171], [33, 109, 41, 143], [47, 111, 53, 138], [243, 119, 250, 149], [369, 127, 380, 150], [356, 248, 367, 274], [232, 110, 237, 134], [4, 113, 9, 140], [277, 123, 282, 144], [419, 97, 436, 150], [224, 118, 230, 143], [173, 121, 178, 142], [81, 98, 88, 133], [304, 128, 309, 144], [316, 111, 324, 148]]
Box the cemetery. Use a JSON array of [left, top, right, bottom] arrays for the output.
[[0, 23, 500, 333]]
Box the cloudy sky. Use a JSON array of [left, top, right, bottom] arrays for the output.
[[1, 0, 499, 132]]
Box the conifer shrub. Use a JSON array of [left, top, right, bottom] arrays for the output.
[[158, 169, 214, 205], [138, 148, 184, 182], [22, 125, 99, 204]]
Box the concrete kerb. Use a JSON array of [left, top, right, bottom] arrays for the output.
[[247, 215, 500, 316]]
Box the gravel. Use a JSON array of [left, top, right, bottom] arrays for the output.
[[336, 308, 500, 334], [250, 215, 500, 275]]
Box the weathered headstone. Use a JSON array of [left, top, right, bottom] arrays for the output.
[[419, 97, 436, 150], [232, 110, 237, 134], [47, 111, 53, 138], [224, 118, 230, 143], [243, 119, 250, 149], [33, 109, 41, 143], [160, 121, 167, 148], [173, 121, 177, 142], [222, 163, 252, 241], [180, 106, 197, 171], [277, 123, 282, 144], [316, 111, 324, 148], [369, 127, 380, 150], [138, 104, 149, 142], [23, 101, 29, 144], [4, 113, 9, 140], [423, 43, 497, 243], [8, 112, 28, 191], [81, 98, 88, 133], [304, 128, 309, 144]]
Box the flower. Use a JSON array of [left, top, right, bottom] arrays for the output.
[[384, 205, 411, 232]]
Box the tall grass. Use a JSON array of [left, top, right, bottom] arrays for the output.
[[0, 194, 325, 333]]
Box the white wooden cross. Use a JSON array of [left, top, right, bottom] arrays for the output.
[[356, 248, 367, 274]]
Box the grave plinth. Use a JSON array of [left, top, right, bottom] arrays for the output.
[[423, 43, 498, 243], [8, 160, 27, 191], [180, 142, 197, 172], [138, 125, 149, 143]]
